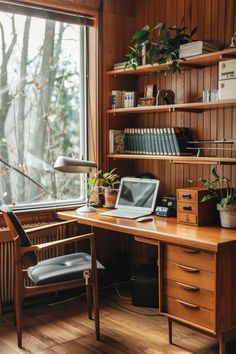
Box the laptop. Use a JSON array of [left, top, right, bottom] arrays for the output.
[[100, 177, 159, 219]]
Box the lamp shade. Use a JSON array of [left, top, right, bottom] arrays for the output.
[[54, 156, 97, 173]]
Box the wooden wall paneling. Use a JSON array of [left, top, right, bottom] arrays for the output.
[[101, 0, 135, 172], [183, 0, 192, 188], [218, 0, 226, 46], [225, 0, 234, 46], [103, 0, 236, 195]]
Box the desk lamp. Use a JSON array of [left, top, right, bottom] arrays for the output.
[[54, 156, 97, 213]]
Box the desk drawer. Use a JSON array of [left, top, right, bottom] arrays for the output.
[[165, 245, 215, 272], [165, 279, 215, 310], [177, 213, 197, 225], [165, 260, 215, 291], [177, 190, 196, 203], [165, 296, 215, 330], [177, 203, 197, 214]]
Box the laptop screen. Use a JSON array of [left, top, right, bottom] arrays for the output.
[[115, 177, 159, 211]]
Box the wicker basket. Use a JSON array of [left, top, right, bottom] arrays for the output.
[[217, 204, 236, 228]]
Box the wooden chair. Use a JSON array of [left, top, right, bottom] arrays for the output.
[[1, 205, 104, 348]]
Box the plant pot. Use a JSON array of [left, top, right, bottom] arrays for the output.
[[89, 187, 104, 207], [217, 204, 236, 228], [104, 187, 118, 208]]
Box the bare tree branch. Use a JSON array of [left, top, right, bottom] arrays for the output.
[[0, 157, 51, 195], [5, 15, 17, 64]]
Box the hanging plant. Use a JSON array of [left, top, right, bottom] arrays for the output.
[[125, 18, 197, 74]]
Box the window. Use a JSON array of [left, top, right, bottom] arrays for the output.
[[0, 4, 91, 209]]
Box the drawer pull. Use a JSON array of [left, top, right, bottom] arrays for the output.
[[183, 206, 192, 211], [177, 299, 199, 309], [182, 194, 192, 200], [183, 249, 200, 254], [176, 264, 200, 273], [176, 281, 199, 291]]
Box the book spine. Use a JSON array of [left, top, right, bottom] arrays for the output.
[[153, 128, 159, 155], [150, 128, 155, 155], [140, 128, 145, 154], [113, 130, 125, 154], [109, 129, 114, 154], [124, 128, 130, 154], [143, 128, 148, 154], [163, 128, 172, 155], [171, 127, 180, 155], [160, 128, 168, 155], [147, 128, 152, 154], [111, 90, 121, 109], [157, 129, 163, 155], [167, 128, 175, 155]]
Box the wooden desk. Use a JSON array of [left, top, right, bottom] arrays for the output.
[[57, 209, 236, 354]]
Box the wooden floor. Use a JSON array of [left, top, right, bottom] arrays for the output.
[[1, 291, 236, 354]]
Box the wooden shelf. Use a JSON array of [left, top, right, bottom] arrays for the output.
[[107, 99, 236, 115], [107, 154, 236, 165], [107, 48, 236, 76]]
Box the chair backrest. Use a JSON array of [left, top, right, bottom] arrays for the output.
[[1, 205, 38, 266]]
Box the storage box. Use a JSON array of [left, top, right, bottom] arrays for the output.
[[177, 187, 217, 226], [130, 264, 158, 308]]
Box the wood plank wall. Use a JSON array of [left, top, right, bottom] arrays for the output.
[[104, 0, 236, 196]]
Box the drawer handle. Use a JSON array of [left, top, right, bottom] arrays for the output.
[[176, 264, 200, 273], [177, 299, 199, 310], [183, 206, 192, 211], [176, 281, 199, 291], [182, 194, 192, 200], [183, 249, 200, 254]]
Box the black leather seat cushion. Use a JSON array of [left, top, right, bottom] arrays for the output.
[[28, 252, 104, 285]]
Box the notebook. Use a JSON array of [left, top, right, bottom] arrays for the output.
[[100, 177, 159, 219]]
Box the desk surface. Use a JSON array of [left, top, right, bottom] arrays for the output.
[[57, 209, 236, 252]]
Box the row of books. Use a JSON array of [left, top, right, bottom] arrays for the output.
[[111, 90, 135, 109], [109, 128, 192, 156]]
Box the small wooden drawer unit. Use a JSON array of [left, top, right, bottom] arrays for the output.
[[163, 244, 216, 331], [177, 187, 217, 226]]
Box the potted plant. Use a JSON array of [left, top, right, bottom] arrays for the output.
[[200, 168, 236, 228], [88, 169, 120, 208], [125, 18, 197, 74]]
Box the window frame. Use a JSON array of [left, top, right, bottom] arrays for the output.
[[0, 2, 96, 211]]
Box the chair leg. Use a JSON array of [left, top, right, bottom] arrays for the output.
[[86, 284, 93, 319], [92, 283, 100, 340], [14, 282, 23, 348], [219, 333, 226, 354], [168, 318, 173, 344]]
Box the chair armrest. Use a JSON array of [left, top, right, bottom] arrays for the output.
[[26, 219, 78, 234], [21, 233, 94, 256]]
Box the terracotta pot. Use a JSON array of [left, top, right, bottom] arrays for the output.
[[104, 187, 118, 208], [217, 203, 236, 228]]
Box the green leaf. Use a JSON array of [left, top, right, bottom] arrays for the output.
[[190, 26, 198, 37], [153, 22, 165, 32], [211, 168, 219, 179], [133, 29, 150, 42], [201, 195, 213, 202]]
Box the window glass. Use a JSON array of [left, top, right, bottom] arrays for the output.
[[0, 10, 87, 208]]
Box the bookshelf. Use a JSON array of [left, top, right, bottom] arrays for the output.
[[107, 48, 236, 166], [107, 99, 236, 115], [107, 154, 236, 165], [107, 48, 236, 77]]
